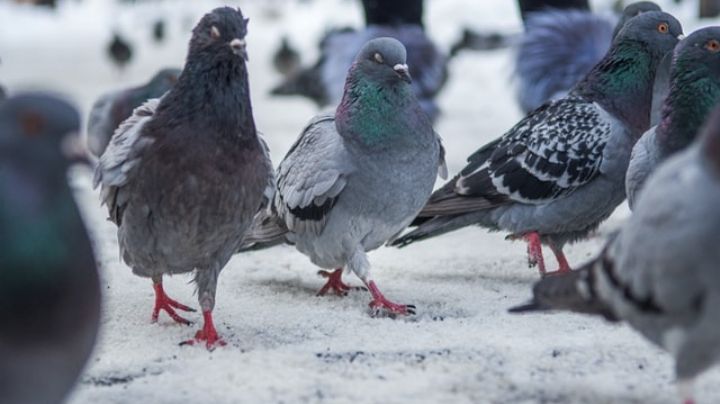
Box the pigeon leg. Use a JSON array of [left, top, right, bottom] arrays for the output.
[[508, 232, 547, 275], [181, 310, 227, 351], [151, 276, 195, 325], [316, 268, 366, 296], [364, 280, 416, 317], [678, 379, 696, 404], [547, 244, 572, 275]]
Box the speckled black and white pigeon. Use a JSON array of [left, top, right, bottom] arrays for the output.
[[511, 106, 720, 404], [392, 12, 682, 276], [515, 1, 662, 113], [248, 37, 446, 316], [271, 0, 447, 121], [87, 67, 181, 158], [94, 7, 272, 349], [0, 94, 100, 404], [627, 27, 720, 209]]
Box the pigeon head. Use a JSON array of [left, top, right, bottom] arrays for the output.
[[700, 106, 720, 177], [189, 7, 249, 62], [351, 37, 411, 86], [614, 11, 682, 56], [613, 2, 662, 38], [0, 93, 83, 171], [672, 27, 720, 81], [657, 27, 720, 154]]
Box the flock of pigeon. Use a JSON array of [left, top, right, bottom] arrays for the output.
[[3, 0, 720, 403]]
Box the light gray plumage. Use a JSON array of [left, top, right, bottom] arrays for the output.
[[511, 106, 720, 403], [251, 37, 446, 315], [627, 27, 720, 209], [391, 12, 682, 276], [86, 67, 180, 158], [94, 7, 272, 349]]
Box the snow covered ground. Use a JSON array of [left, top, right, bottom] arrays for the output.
[[2, 0, 720, 402]]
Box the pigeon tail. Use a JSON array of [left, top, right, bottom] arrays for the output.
[[389, 212, 485, 248], [514, 9, 613, 113], [237, 211, 290, 252], [509, 253, 619, 321]]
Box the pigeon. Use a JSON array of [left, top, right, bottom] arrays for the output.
[[107, 32, 133, 70], [271, 0, 447, 121], [272, 36, 301, 77], [510, 106, 720, 404], [391, 12, 682, 276], [627, 27, 720, 209], [0, 94, 100, 404], [152, 19, 166, 43], [86, 67, 181, 158], [94, 7, 273, 349], [247, 37, 447, 316], [514, 1, 662, 113]]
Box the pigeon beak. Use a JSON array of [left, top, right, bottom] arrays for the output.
[[393, 64, 411, 84], [677, 34, 685, 40], [61, 132, 92, 167], [230, 38, 248, 61]]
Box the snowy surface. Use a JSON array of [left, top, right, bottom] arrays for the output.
[[2, 0, 720, 403]]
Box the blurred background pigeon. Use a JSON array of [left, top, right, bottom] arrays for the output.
[[392, 12, 682, 276], [514, 1, 661, 113], [511, 106, 720, 404], [0, 85, 6, 103], [271, 0, 448, 121], [245, 38, 446, 316], [94, 7, 272, 350], [627, 27, 720, 209], [86, 67, 181, 158], [152, 18, 166, 44], [107, 32, 133, 70], [0, 93, 100, 404], [272, 35, 301, 77]]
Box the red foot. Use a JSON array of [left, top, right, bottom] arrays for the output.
[[180, 311, 226, 350], [366, 281, 415, 316], [152, 282, 195, 325], [523, 232, 546, 275], [317, 268, 362, 296], [546, 244, 572, 276]]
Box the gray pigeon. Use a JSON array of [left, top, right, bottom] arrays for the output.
[[627, 27, 720, 209], [94, 7, 272, 349], [0, 94, 100, 404], [86, 67, 181, 158], [391, 12, 682, 276], [510, 106, 720, 404], [271, 0, 447, 121], [249, 37, 446, 316]]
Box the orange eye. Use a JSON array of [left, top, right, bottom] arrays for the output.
[[657, 22, 669, 34], [706, 39, 720, 53]]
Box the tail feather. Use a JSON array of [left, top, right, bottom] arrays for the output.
[[238, 211, 289, 253], [389, 212, 485, 248], [514, 9, 613, 113], [509, 255, 619, 322]]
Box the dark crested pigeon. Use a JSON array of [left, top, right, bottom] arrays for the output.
[[515, 1, 662, 113], [86, 67, 181, 158], [94, 7, 273, 349], [0, 94, 100, 404], [392, 12, 682, 276], [627, 27, 720, 209], [511, 106, 720, 404], [246, 37, 446, 316], [270, 0, 447, 121]]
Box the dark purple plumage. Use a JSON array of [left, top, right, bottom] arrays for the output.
[[94, 7, 272, 350]]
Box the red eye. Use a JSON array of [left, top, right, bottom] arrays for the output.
[[706, 39, 720, 53], [657, 22, 669, 34], [21, 112, 44, 137]]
